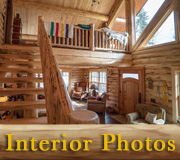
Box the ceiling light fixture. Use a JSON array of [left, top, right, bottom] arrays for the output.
[[91, 0, 100, 7]]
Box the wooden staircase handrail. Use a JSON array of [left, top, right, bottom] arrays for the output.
[[38, 16, 73, 124]]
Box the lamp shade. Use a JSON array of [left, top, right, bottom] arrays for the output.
[[90, 84, 98, 90], [0, 96, 8, 102]]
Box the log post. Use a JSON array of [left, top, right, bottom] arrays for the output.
[[125, 0, 136, 51], [89, 24, 95, 51], [174, 0, 180, 42], [24, 59, 38, 118], [5, 0, 13, 44]]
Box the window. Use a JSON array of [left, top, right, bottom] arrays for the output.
[[136, 0, 165, 40], [90, 71, 107, 95], [62, 72, 69, 91], [146, 12, 175, 47], [123, 73, 139, 80], [36, 74, 44, 88], [172, 69, 180, 123]]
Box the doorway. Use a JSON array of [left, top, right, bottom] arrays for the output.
[[119, 67, 145, 116]]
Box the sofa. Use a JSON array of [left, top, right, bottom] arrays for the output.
[[126, 104, 166, 124], [87, 93, 108, 116]]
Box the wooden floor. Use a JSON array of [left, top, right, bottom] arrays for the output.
[[0, 100, 122, 124]]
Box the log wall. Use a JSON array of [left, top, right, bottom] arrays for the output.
[[71, 68, 84, 91], [132, 43, 180, 123], [106, 67, 119, 112]]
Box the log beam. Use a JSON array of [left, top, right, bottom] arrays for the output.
[[108, 0, 124, 28], [13, 0, 109, 22], [174, 0, 180, 42], [125, 0, 136, 51]]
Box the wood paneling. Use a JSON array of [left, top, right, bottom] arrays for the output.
[[132, 43, 180, 123]]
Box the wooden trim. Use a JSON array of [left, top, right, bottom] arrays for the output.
[[119, 67, 145, 115], [13, 0, 109, 22], [108, 0, 124, 28], [133, 0, 174, 51], [133, 41, 178, 53]]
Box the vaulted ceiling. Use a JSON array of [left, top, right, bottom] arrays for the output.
[[13, 0, 147, 35]]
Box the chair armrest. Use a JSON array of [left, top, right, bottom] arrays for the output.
[[126, 112, 140, 122], [88, 100, 105, 104], [88, 97, 96, 100], [153, 119, 165, 125]]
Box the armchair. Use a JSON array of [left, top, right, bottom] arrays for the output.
[[71, 82, 88, 101], [126, 104, 166, 124], [87, 93, 108, 116]]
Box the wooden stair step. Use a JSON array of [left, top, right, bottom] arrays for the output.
[[0, 60, 41, 66], [0, 100, 45, 111], [0, 54, 40, 59], [0, 68, 42, 73], [0, 88, 44, 95], [0, 117, 47, 124], [0, 77, 43, 83]]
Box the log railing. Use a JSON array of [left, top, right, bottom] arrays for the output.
[[46, 24, 127, 52], [94, 29, 126, 51], [38, 16, 73, 124], [50, 26, 90, 50]]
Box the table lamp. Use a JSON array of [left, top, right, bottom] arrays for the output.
[[90, 84, 98, 97]]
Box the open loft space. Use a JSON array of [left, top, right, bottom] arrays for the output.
[[0, 0, 180, 125]]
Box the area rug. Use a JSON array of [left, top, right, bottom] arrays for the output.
[[110, 114, 128, 124]]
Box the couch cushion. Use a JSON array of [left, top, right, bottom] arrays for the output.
[[73, 92, 82, 97], [76, 87, 83, 92], [136, 104, 164, 119], [130, 119, 149, 124], [145, 112, 157, 124]]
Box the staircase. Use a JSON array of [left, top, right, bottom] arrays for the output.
[[0, 50, 46, 123]]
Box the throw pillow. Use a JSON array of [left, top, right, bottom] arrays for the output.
[[96, 96, 101, 101], [76, 87, 83, 92], [145, 112, 157, 124]]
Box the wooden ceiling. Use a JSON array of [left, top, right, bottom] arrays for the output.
[[13, 0, 116, 35], [22, 0, 115, 15], [13, 0, 147, 36]]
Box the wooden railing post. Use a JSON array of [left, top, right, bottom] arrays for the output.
[[38, 16, 73, 124], [89, 23, 95, 51]]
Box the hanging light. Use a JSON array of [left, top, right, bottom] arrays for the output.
[[91, 0, 100, 7]]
